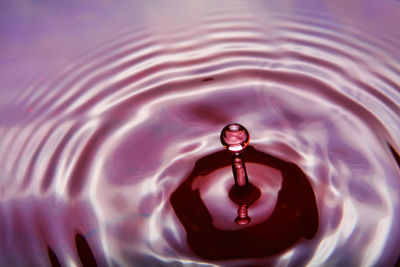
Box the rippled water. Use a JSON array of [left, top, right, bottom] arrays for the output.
[[1, 1, 400, 266]]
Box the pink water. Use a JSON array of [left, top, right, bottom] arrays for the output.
[[1, 1, 400, 266]]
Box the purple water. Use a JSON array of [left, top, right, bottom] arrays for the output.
[[1, 1, 400, 266]]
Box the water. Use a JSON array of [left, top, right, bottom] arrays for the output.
[[1, 1, 400, 266], [171, 145, 318, 260]]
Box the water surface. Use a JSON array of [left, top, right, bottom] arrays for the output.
[[0, 1, 400, 266]]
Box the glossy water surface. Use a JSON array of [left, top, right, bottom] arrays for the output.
[[1, 1, 400, 266]]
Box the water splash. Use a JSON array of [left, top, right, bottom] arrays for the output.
[[1, 1, 400, 266]]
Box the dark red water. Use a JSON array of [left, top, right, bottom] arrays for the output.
[[171, 146, 318, 261], [1, 1, 400, 266]]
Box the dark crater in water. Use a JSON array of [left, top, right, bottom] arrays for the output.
[[170, 146, 319, 260]]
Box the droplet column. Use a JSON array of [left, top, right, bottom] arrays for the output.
[[220, 123, 253, 225], [232, 152, 248, 187], [220, 123, 250, 187]]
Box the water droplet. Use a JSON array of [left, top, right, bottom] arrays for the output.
[[220, 123, 249, 152], [221, 123, 257, 225], [235, 204, 250, 225], [232, 152, 249, 187], [221, 123, 250, 187]]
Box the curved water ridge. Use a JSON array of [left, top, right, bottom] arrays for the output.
[[0, 2, 400, 266]]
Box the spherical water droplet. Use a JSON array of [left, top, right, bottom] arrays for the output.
[[220, 123, 249, 152]]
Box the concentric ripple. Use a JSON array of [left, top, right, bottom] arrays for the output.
[[1, 1, 400, 266]]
